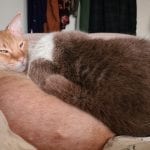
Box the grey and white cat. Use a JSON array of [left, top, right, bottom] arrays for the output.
[[28, 31, 150, 136]]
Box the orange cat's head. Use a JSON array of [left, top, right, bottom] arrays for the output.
[[0, 14, 28, 72]]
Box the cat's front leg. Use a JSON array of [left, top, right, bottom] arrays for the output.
[[41, 74, 83, 106], [28, 58, 59, 87]]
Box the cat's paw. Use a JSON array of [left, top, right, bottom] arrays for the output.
[[28, 58, 58, 86]]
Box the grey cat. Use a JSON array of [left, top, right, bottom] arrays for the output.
[[28, 31, 150, 136]]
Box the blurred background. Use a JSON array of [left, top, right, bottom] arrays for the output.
[[0, 0, 149, 37]]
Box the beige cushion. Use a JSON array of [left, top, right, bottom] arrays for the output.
[[0, 110, 36, 150], [104, 136, 150, 150]]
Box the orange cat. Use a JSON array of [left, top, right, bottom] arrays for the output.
[[0, 14, 114, 150], [0, 70, 114, 150], [0, 14, 27, 72]]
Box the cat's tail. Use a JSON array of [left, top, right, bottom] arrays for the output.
[[41, 74, 93, 112]]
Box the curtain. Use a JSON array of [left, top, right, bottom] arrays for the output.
[[44, 0, 60, 32], [80, 0, 137, 35], [79, 0, 90, 32], [27, 0, 79, 33], [27, 0, 47, 33]]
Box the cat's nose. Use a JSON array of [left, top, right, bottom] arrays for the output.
[[18, 57, 24, 62], [18, 57, 26, 65]]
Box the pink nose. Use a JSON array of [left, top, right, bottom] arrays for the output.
[[18, 57, 26, 65]]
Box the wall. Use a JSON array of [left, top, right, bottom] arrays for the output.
[[0, 0, 27, 32], [137, 0, 150, 37]]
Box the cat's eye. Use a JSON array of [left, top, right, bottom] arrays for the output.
[[0, 50, 9, 53], [19, 42, 24, 49]]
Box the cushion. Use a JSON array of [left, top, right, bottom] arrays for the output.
[[0, 110, 36, 150]]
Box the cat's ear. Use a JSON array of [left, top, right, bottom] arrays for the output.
[[5, 13, 23, 37]]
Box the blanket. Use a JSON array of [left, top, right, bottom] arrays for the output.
[[0, 110, 36, 150]]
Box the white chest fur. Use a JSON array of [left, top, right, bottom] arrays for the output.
[[28, 33, 55, 64]]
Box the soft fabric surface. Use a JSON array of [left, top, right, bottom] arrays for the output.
[[0, 110, 36, 150], [104, 136, 150, 150]]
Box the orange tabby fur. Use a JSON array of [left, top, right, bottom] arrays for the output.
[[0, 14, 114, 149], [0, 70, 114, 150], [0, 14, 27, 72]]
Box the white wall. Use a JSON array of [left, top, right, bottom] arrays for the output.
[[0, 0, 27, 32], [137, 0, 150, 37]]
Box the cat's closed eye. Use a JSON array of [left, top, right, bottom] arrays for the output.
[[0, 49, 9, 54], [19, 41, 24, 49]]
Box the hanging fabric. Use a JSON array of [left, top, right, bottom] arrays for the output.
[[27, 0, 47, 33], [58, 0, 70, 30], [58, 0, 79, 30], [69, 0, 79, 16], [57, 0, 77, 30], [88, 0, 106, 33], [27, 0, 79, 32], [79, 0, 90, 32], [45, 0, 60, 32], [80, 0, 137, 35]]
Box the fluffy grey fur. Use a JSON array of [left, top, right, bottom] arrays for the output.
[[29, 31, 150, 136]]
